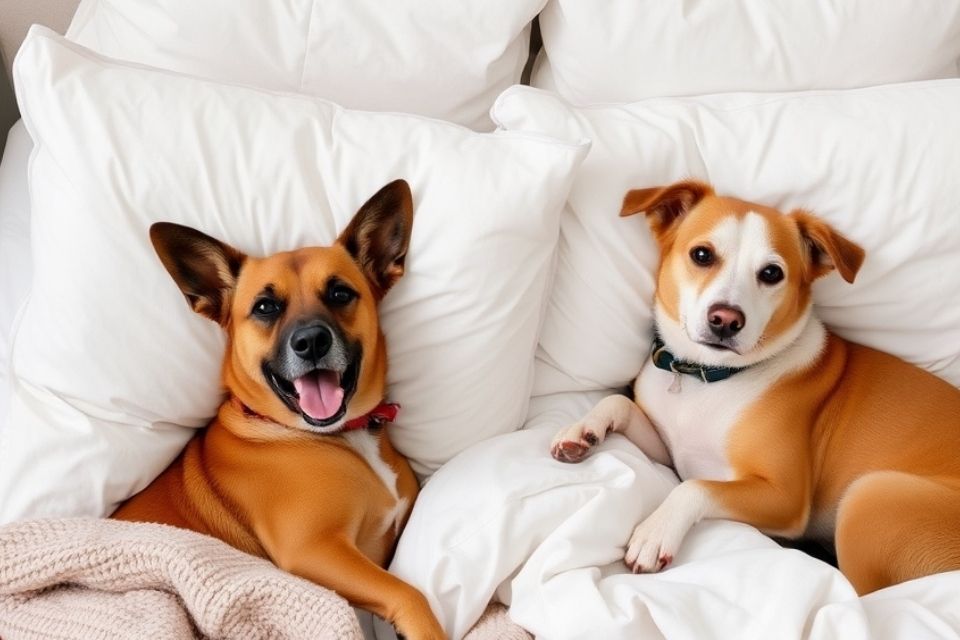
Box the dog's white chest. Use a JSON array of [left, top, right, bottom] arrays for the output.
[[343, 430, 410, 536], [635, 362, 760, 482], [635, 321, 826, 482]]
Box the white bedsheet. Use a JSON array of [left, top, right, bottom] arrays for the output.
[[0, 121, 33, 433], [391, 391, 960, 640]]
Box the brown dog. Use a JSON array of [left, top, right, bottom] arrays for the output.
[[552, 180, 960, 594], [113, 180, 444, 639]]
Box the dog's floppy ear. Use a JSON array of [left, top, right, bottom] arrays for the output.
[[338, 179, 414, 298], [790, 210, 865, 284], [149, 222, 246, 325], [620, 180, 714, 245]]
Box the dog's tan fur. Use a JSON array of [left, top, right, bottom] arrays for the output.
[[113, 180, 444, 639], [554, 180, 960, 594]]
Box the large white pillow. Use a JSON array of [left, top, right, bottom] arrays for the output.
[[0, 28, 586, 522], [65, 0, 544, 131], [0, 122, 33, 431], [490, 84, 960, 395], [533, 0, 960, 103]]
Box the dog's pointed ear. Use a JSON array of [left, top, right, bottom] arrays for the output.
[[338, 179, 414, 298], [149, 222, 246, 325], [620, 180, 714, 245], [790, 210, 865, 284]]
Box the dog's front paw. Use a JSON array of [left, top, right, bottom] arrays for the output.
[[393, 591, 446, 640], [550, 421, 608, 463], [624, 507, 686, 574]]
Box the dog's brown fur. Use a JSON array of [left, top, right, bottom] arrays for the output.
[[113, 180, 444, 639]]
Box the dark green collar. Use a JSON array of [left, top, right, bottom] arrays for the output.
[[651, 336, 746, 383]]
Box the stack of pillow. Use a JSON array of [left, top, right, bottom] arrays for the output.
[[0, 0, 582, 518], [2, 1, 960, 636]]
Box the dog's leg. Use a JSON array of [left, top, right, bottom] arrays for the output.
[[626, 476, 810, 573], [277, 537, 445, 640], [551, 394, 670, 465], [836, 471, 960, 594]]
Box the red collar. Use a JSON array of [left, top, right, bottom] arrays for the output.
[[234, 398, 400, 432], [342, 402, 401, 431]]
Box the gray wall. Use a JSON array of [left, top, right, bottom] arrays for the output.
[[0, 0, 78, 146]]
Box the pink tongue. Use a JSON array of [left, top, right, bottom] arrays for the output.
[[293, 371, 344, 421]]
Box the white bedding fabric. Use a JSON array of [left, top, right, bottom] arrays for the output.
[[0, 121, 32, 433], [393, 393, 960, 640]]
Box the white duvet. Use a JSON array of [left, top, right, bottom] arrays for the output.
[[391, 391, 960, 640]]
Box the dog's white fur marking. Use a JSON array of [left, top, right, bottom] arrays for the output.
[[669, 212, 794, 368], [638, 313, 825, 481], [343, 430, 409, 536]]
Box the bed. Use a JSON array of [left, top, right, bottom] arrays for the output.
[[2, 2, 960, 639]]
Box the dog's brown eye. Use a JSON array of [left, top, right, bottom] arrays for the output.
[[690, 246, 715, 266], [326, 284, 357, 307], [252, 298, 282, 319], [758, 264, 785, 285]]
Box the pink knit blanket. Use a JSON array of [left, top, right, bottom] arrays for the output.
[[0, 518, 529, 640]]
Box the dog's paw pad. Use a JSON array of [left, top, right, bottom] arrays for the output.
[[551, 420, 610, 463], [552, 440, 588, 463]]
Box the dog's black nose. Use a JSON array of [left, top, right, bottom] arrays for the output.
[[291, 324, 333, 362], [708, 304, 745, 339]]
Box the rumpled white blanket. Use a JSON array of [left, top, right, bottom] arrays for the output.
[[391, 391, 960, 640]]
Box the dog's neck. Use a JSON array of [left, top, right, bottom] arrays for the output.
[[652, 309, 827, 381], [650, 336, 748, 383], [219, 397, 399, 440]]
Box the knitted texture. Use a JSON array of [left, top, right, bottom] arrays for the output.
[[0, 518, 362, 640], [465, 603, 532, 640], [0, 517, 531, 639]]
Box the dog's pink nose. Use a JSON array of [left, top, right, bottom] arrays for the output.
[[708, 304, 745, 339]]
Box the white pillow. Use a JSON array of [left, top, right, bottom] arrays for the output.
[[66, 0, 545, 131], [0, 28, 586, 522], [491, 85, 960, 395], [533, 0, 960, 103], [0, 122, 34, 433]]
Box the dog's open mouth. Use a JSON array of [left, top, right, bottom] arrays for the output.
[[264, 359, 360, 428]]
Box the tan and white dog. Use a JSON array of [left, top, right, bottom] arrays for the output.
[[551, 180, 960, 595]]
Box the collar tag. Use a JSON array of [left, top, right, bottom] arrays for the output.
[[668, 372, 683, 394]]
